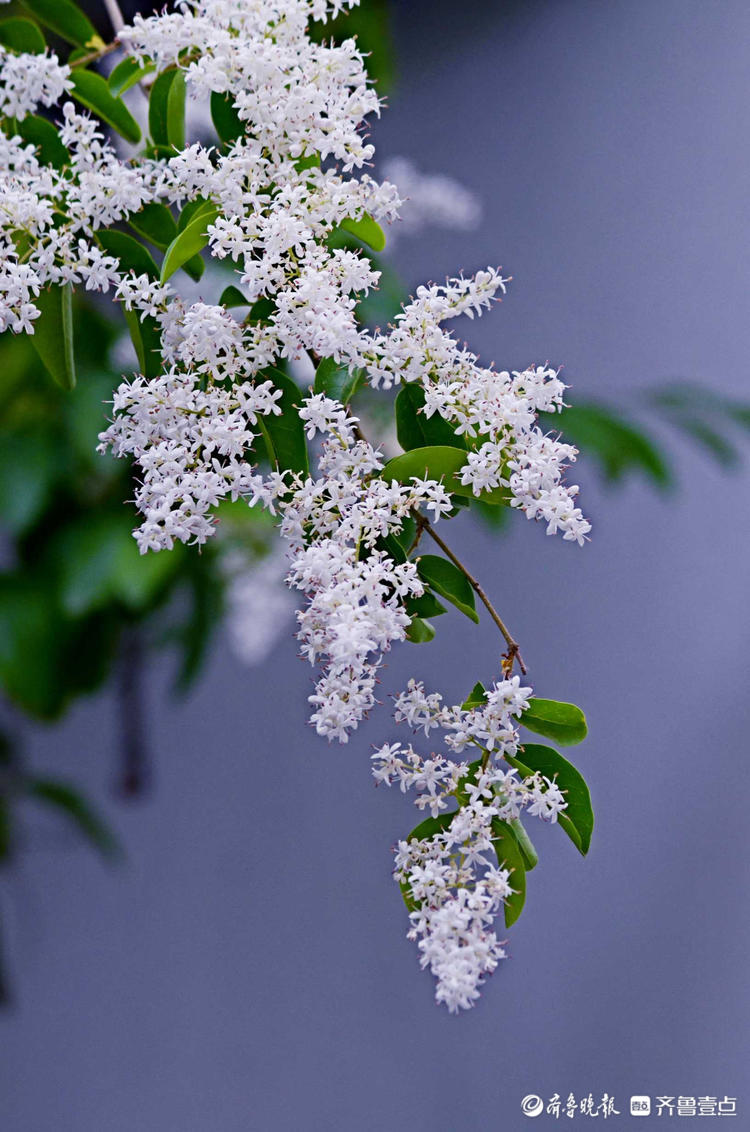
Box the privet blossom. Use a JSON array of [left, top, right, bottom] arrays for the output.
[[0, 0, 592, 1011]]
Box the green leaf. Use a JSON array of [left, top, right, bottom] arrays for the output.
[[415, 554, 479, 623], [30, 283, 76, 391], [69, 71, 141, 145], [123, 308, 162, 378], [148, 67, 186, 151], [13, 114, 70, 169], [461, 681, 487, 710], [381, 445, 509, 505], [548, 402, 671, 489], [0, 16, 46, 54], [522, 697, 588, 746], [160, 204, 217, 282], [313, 356, 366, 404], [491, 818, 526, 927], [507, 743, 594, 856], [405, 616, 435, 643], [405, 590, 447, 619], [20, 0, 102, 48], [0, 431, 58, 534], [340, 213, 386, 252], [509, 817, 539, 870], [108, 55, 156, 97], [259, 366, 309, 475], [128, 202, 178, 250], [55, 513, 132, 616], [26, 779, 120, 860], [220, 285, 250, 308], [395, 384, 465, 451], [97, 229, 160, 279], [210, 90, 244, 144]]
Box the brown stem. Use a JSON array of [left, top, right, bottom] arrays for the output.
[[70, 41, 120, 69], [415, 513, 527, 676]]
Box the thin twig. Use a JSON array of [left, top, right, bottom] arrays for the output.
[[70, 41, 119, 69], [416, 514, 527, 676]]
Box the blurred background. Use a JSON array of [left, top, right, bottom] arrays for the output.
[[1, 0, 749, 1128]]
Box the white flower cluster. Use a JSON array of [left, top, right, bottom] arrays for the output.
[[0, 47, 71, 121], [373, 679, 567, 1011], [266, 409, 454, 741]]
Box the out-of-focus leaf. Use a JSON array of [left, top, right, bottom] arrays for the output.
[[30, 283, 76, 391], [0, 431, 58, 534], [549, 401, 671, 488], [123, 308, 162, 379], [26, 778, 120, 859], [69, 71, 141, 145], [20, 0, 103, 48], [0, 17, 46, 54]]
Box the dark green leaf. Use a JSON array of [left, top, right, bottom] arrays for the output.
[[220, 285, 250, 308], [340, 213, 386, 252], [30, 283, 76, 391], [416, 554, 479, 623], [381, 445, 509, 505], [20, 0, 102, 48], [0, 431, 58, 534], [507, 742, 594, 856], [26, 779, 120, 859], [160, 204, 217, 282], [313, 356, 365, 404], [97, 229, 160, 279], [491, 818, 526, 927], [124, 308, 162, 378], [128, 202, 178, 250], [108, 55, 155, 97], [395, 383, 465, 451], [259, 366, 309, 475], [149, 67, 186, 151], [210, 90, 244, 144], [461, 681, 487, 710], [13, 114, 70, 169], [405, 616, 435, 643], [0, 17, 46, 54], [405, 590, 447, 618], [69, 71, 141, 145], [522, 697, 588, 746]]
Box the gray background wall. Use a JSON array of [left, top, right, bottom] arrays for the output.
[[2, 0, 749, 1128]]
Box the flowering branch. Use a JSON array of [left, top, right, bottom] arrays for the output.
[[0, 0, 593, 1014]]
